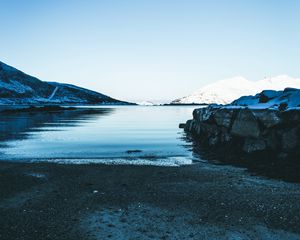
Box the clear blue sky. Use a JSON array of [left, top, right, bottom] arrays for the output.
[[1, 0, 300, 102]]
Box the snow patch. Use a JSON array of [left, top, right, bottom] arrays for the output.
[[231, 88, 300, 110], [137, 101, 155, 106], [0, 80, 33, 94]]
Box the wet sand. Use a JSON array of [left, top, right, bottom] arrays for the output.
[[1, 161, 300, 240]]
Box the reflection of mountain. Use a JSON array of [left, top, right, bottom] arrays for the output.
[[0, 108, 114, 144]]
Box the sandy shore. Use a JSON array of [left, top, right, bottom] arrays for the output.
[[1, 161, 300, 240]]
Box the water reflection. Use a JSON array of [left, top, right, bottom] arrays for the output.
[[3, 105, 297, 180], [0, 108, 114, 145], [0, 106, 196, 165], [183, 130, 300, 182]]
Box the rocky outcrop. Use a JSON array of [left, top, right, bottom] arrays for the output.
[[183, 105, 300, 160]]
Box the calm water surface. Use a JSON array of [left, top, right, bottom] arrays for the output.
[[0, 106, 200, 166]]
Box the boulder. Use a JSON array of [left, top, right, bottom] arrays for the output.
[[208, 134, 219, 146], [265, 131, 280, 150], [281, 128, 299, 151], [243, 138, 267, 153], [213, 108, 236, 128], [252, 109, 282, 128], [193, 106, 219, 123], [184, 120, 194, 132], [231, 109, 261, 138], [183, 105, 300, 162], [220, 128, 233, 143], [184, 120, 202, 135], [282, 110, 300, 123]]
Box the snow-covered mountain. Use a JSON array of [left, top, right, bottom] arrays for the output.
[[137, 101, 155, 106], [172, 75, 300, 105], [0, 61, 130, 105]]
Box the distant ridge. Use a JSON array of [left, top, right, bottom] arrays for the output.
[[0, 61, 132, 105], [172, 75, 300, 105]]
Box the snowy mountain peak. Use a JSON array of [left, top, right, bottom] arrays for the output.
[[137, 101, 155, 106], [172, 75, 300, 105]]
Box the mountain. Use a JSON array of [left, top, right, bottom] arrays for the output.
[[137, 101, 155, 106], [0, 61, 131, 105], [172, 75, 300, 105]]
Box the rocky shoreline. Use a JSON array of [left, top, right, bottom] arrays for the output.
[[182, 105, 300, 180], [182, 88, 300, 161], [184, 106, 300, 157]]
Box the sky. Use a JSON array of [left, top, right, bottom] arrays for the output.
[[1, 0, 300, 102]]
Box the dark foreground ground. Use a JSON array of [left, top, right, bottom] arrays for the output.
[[1, 161, 300, 240]]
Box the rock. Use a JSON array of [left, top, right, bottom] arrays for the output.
[[231, 88, 300, 110], [193, 122, 202, 135], [200, 122, 219, 134], [265, 131, 280, 150], [213, 108, 236, 128], [252, 109, 282, 128], [200, 123, 221, 146], [179, 123, 186, 129], [281, 128, 299, 150], [208, 134, 219, 146], [220, 129, 233, 143], [184, 120, 202, 135], [243, 138, 267, 153], [231, 109, 261, 138], [279, 102, 288, 111], [283, 87, 298, 93], [182, 104, 300, 162], [258, 92, 271, 103], [184, 120, 194, 132], [193, 106, 219, 123], [282, 109, 300, 122]]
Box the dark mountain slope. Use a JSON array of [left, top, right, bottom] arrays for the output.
[[0, 61, 130, 105]]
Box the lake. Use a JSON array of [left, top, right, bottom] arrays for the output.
[[0, 106, 201, 166]]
